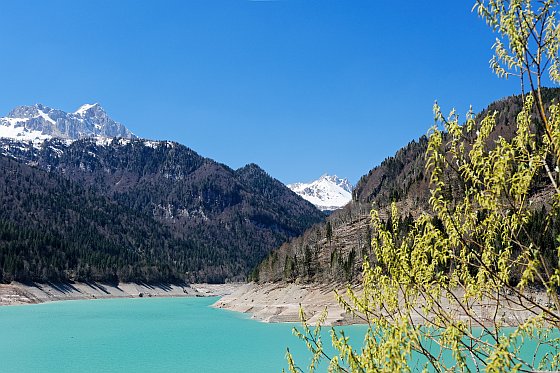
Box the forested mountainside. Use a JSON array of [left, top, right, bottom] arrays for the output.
[[252, 88, 560, 284], [0, 138, 325, 283], [0, 155, 192, 283]]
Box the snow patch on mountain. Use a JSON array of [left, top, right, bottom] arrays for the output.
[[0, 124, 51, 144], [288, 174, 352, 211], [74, 103, 99, 116], [0, 103, 135, 143]]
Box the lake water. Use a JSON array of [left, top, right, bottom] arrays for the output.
[[0, 296, 367, 373]]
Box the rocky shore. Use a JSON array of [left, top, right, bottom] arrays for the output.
[[0, 282, 239, 306], [213, 282, 361, 325], [214, 282, 556, 327]]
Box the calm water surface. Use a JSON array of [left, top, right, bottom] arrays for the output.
[[0, 296, 366, 373]]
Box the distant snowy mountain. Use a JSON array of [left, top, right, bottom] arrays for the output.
[[288, 174, 352, 212], [0, 103, 135, 142]]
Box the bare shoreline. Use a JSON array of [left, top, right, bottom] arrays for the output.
[[4, 281, 553, 329], [0, 281, 240, 306], [0, 280, 354, 325], [213, 282, 557, 327], [213, 282, 361, 325]]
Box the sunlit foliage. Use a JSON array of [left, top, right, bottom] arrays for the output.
[[287, 1, 560, 372]]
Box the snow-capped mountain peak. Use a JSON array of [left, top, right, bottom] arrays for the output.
[[317, 173, 352, 193], [288, 174, 353, 212], [0, 103, 135, 143]]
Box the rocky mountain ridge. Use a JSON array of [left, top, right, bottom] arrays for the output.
[[0, 103, 135, 142]]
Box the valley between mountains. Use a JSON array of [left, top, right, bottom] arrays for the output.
[[1, 90, 559, 323]]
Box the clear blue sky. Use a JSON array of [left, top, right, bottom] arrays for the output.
[[0, 1, 519, 184]]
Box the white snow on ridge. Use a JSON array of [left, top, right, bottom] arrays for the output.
[[2, 117, 29, 126], [94, 136, 114, 146], [0, 123, 51, 143], [0, 103, 135, 144], [143, 140, 160, 149], [288, 174, 353, 211], [37, 109, 56, 125], [0, 104, 178, 158], [74, 103, 98, 116]]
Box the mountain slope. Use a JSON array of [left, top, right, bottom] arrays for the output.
[[0, 137, 325, 283], [288, 174, 352, 212], [0, 155, 196, 283], [252, 88, 560, 284]]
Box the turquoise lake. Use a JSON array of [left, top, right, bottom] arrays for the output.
[[0, 297, 367, 373]]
